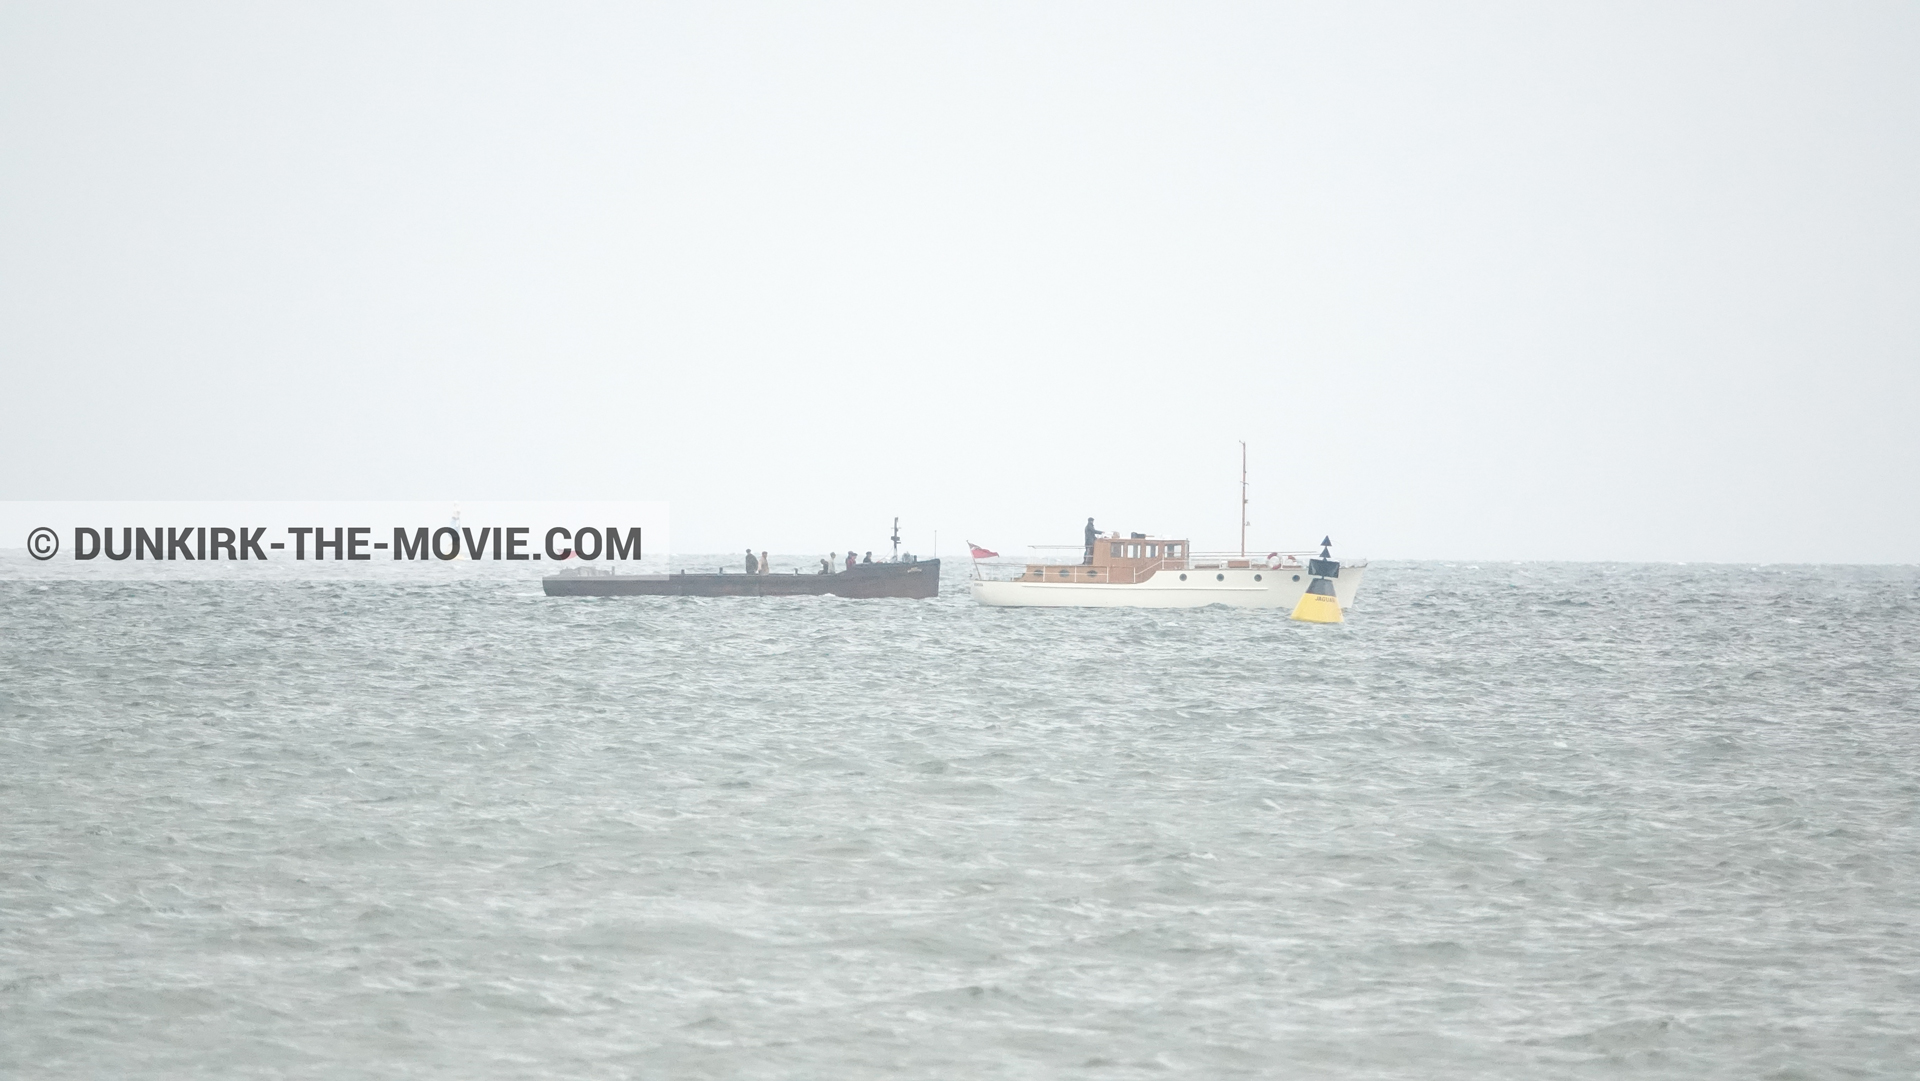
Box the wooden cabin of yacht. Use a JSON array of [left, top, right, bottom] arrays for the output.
[[1016, 533, 1288, 585]]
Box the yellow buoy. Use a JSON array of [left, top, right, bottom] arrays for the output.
[[1290, 536, 1344, 623], [1290, 577, 1343, 623]]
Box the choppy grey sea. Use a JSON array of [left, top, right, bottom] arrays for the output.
[[2, 558, 1917, 1079]]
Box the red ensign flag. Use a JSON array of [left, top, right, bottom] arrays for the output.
[[967, 541, 999, 559]]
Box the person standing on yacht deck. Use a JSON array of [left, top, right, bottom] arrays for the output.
[[760, 551, 771, 575], [1084, 518, 1098, 564], [745, 549, 758, 574]]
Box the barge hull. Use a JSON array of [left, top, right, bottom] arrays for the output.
[[544, 560, 940, 599]]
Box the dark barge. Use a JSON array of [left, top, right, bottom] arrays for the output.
[[542, 559, 941, 599]]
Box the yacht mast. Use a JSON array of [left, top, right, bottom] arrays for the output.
[[1239, 441, 1249, 558]]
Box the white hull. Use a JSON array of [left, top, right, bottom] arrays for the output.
[[970, 562, 1366, 609]]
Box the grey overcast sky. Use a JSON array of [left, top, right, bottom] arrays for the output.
[[2, 3, 1915, 561]]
